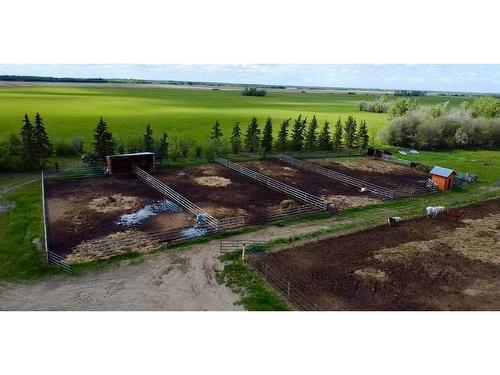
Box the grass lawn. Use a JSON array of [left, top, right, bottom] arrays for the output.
[[396, 149, 500, 184], [0, 86, 467, 149], [0, 181, 58, 281]]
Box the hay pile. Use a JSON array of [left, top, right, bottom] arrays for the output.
[[193, 176, 231, 187], [88, 194, 140, 213], [322, 194, 380, 209], [354, 267, 389, 282], [375, 214, 500, 265], [65, 230, 156, 264], [203, 206, 247, 217]]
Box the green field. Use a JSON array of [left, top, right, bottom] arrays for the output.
[[0, 86, 467, 148]]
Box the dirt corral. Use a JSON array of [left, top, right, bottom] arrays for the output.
[[308, 157, 430, 189], [45, 175, 195, 261], [254, 199, 500, 310], [155, 164, 301, 221], [240, 159, 380, 210]]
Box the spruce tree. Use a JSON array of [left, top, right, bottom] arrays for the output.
[[344, 115, 357, 148], [261, 117, 273, 152], [333, 117, 343, 149], [275, 118, 291, 151], [211, 120, 223, 140], [143, 124, 154, 152], [304, 115, 319, 150], [20, 113, 35, 169], [318, 120, 332, 150], [93, 116, 115, 160], [231, 122, 242, 154], [32, 112, 52, 168], [157, 132, 169, 164], [357, 120, 370, 148], [244, 117, 261, 153], [290, 115, 307, 151]]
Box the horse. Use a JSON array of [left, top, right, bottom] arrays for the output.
[[387, 216, 403, 227], [446, 209, 465, 221], [426, 206, 446, 218]]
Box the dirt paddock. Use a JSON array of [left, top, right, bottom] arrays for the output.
[[241, 159, 381, 210], [155, 163, 301, 221], [255, 199, 500, 310], [308, 157, 430, 189], [45, 175, 195, 259]]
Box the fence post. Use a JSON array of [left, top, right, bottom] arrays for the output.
[[241, 243, 246, 261], [287, 282, 291, 298]]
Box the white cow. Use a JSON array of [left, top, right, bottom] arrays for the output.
[[426, 206, 446, 218], [387, 216, 403, 227]]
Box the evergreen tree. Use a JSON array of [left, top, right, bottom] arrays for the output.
[[290, 115, 307, 151], [20, 113, 35, 169], [275, 118, 291, 151], [261, 117, 273, 152], [244, 117, 261, 153], [211, 120, 223, 140], [230, 122, 242, 154], [304, 115, 319, 150], [332, 117, 343, 148], [93, 116, 115, 160], [143, 124, 154, 152], [157, 132, 169, 164], [357, 120, 370, 148], [318, 120, 332, 150], [344, 115, 357, 148], [32, 112, 52, 168]]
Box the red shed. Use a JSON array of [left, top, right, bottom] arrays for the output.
[[105, 152, 155, 174], [430, 166, 456, 191]]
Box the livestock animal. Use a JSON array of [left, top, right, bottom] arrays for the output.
[[446, 209, 465, 221], [426, 206, 446, 218], [387, 216, 403, 227]]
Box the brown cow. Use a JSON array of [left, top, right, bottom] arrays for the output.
[[446, 209, 465, 221]]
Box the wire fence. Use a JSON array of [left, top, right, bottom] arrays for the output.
[[219, 240, 319, 311]]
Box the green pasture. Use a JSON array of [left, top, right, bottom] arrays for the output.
[[0, 86, 467, 149]]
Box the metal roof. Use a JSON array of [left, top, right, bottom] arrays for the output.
[[108, 152, 155, 158], [430, 166, 456, 177]]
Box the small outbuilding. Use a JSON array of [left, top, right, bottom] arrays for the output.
[[105, 152, 155, 174], [430, 166, 456, 191]]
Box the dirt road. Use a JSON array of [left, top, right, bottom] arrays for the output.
[[0, 221, 331, 310]]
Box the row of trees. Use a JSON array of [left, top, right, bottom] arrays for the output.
[[241, 87, 267, 96], [0, 113, 52, 170], [359, 95, 394, 113], [224, 115, 369, 154], [380, 97, 500, 149]]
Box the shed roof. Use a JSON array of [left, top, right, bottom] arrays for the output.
[[430, 166, 456, 178], [108, 152, 155, 158]]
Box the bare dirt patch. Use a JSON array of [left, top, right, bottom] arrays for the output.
[[308, 157, 430, 189], [45, 175, 193, 256], [255, 199, 500, 310], [193, 176, 231, 187], [88, 194, 140, 213], [156, 163, 301, 222], [241, 159, 375, 210]]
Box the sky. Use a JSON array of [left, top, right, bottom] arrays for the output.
[[0, 64, 499, 93]]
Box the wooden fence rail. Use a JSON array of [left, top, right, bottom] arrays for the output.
[[215, 157, 329, 210]]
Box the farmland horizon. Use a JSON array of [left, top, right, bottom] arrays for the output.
[[1, 63, 499, 94]]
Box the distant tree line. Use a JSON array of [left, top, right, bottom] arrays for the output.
[[380, 96, 500, 149], [241, 87, 267, 96], [394, 90, 427, 97]]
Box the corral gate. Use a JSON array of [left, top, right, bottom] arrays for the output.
[[134, 166, 220, 230], [214, 157, 329, 210]]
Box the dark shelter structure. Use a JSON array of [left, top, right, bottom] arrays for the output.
[[105, 152, 155, 174]]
